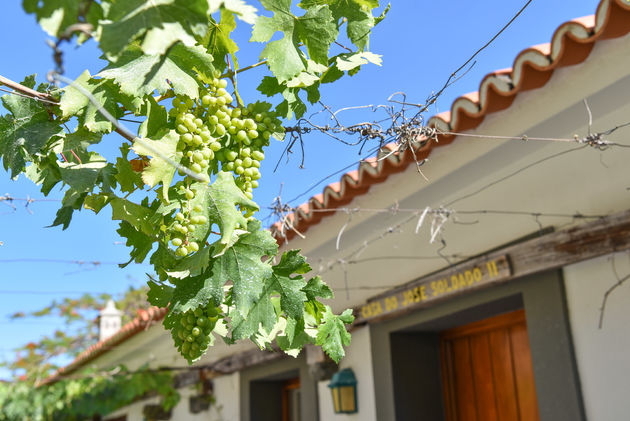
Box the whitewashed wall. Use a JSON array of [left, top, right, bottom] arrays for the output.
[[209, 371, 240, 421], [563, 252, 630, 421], [103, 371, 239, 421], [317, 326, 377, 421]]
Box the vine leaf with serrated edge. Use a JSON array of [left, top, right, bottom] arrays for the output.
[[252, 0, 338, 82], [132, 130, 182, 204], [0, 76, 63, 178], [315, 307, 354, 363], [98, 44, 215, 100], [59, 70, 124, 133]]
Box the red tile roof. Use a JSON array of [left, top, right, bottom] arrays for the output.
[[40, 306, 168, 384], [44, 0, 630, 382], [271, 0, 630, 245]]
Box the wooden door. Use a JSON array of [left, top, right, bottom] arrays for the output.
[[440, 310, 539, 421], [282, 377, 301, 421]]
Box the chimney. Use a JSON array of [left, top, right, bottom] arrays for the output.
[[99, 299, 122, 342]]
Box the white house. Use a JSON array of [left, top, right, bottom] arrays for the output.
[[50, 0, 630, 419]]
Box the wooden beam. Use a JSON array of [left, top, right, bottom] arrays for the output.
[[209, 347, 287, 375], [354, 208, 630, 325]]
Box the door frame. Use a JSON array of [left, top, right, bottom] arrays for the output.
[[369, 270, 585, 421]]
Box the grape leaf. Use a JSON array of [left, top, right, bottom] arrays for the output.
[[268, 250, 310, 319], [58, 155, 109, 192], [59, 70, 124, 133], [277, 317, 313, 355], [22, 0, 81, 37], [147, 280, 174, 307], [335, 51, 382, 71], [168, 270, 218, 313], [251, 1, 337, 82], [132, 130, 182, 203], [230, 285, 276, 341], [303, 275, 334, 300], [138, 97, 168, 139], [0, 77, 63, 178], [98, 45, 214, 99], [315, 307, 354, 362], [110, 198, 156, 236], [204, 9, 239, 71], [297, 0, 384, 51], [99, 0, 211, 59], [117, 221, 154, 267], [56, 128, 102, 164], [211, 221, 277, 318], [189, 172, 258, 255], [115, 145, 144, 194], [208, 0, 258, 24]]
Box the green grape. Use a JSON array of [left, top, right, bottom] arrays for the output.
[[185, 189, 195, 200], [210, 141, 222, 152], [243, 157, 253, 168], [215, 124, 226, 136], [171, 238, 183, 247], [197, 316, 207, 326], [194, 308, 203, 317], [192, 327, 201, 336], [189, 241, 200, 252], [252, 150, 265, 161]]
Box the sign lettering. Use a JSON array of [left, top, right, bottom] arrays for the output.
[[358, 255, 511, 323]]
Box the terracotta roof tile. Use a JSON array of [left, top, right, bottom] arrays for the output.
[[272, 0, 630, 244]]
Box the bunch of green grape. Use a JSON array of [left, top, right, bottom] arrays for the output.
[[164, 74, 283, 256], [173, 305, 220, 361]]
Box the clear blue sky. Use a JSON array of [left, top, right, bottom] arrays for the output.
[[0, 0, 598, 377]]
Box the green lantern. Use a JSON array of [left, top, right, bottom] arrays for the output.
[[328, 368, 358, 414]]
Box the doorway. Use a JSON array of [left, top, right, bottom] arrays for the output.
[[440, 310, 539, 421]]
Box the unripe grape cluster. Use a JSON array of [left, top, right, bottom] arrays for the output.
[[173, 305, 220, 361], [165, 73, 283, 256]]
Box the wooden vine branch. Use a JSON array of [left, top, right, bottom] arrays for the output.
[[0, 73, 136, 143], [0, 74, 56, 102]]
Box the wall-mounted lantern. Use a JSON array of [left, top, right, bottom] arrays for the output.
[[328, 368, 358, 414]]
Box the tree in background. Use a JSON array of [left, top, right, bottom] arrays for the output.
[[3, 287, 149, 383]]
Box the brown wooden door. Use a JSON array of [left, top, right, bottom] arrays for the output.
[[440, 310, 540, 421]]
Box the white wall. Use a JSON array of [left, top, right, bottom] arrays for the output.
[[104, 372, 239, 421], [563, 252, 630, 421], [318, 326, 377, 421], [209, 371, 240, 421]]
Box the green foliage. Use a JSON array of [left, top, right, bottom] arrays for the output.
[[0, 366, 179, 421], [2, 0, 388, 391]]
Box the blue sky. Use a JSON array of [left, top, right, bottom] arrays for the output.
[[0, 0, 599, 377]]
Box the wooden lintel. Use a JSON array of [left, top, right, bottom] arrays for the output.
[[354, 208, 630, 325], [210, 347, 287, 375]]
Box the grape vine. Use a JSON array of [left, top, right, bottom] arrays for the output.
[[0, 0, 388, 366]]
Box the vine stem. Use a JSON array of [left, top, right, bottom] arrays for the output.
[[220, 59, 267, 79], [0, 74, 58, 104]]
